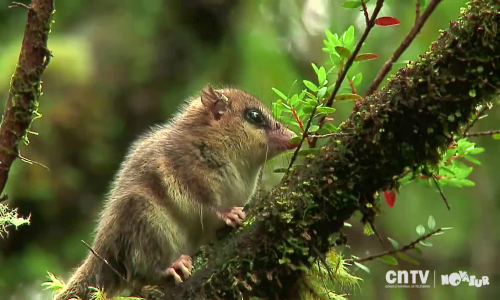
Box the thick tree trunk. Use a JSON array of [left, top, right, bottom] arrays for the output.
[[157, 1, 500, 299]]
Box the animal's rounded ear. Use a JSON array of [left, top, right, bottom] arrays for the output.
[[201, 84, 228, 120]]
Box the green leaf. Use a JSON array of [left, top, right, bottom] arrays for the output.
[[343, 25, 355, 47], [289, 94, 299, 107], [317, 87, 327, 99], [290, 136, 302, 145], [324, 122, 338, 132], [335, 93, 362, 101], [308, 125, 320, 132], [316, 107, 336, 114], [388, 237, 399, 250], [441, 227, 454, 231], [419, 240, 433, 247], [303, 80, 319, 92], [318, 67, 327, 86], [377, 255, 398, 266], [272, 88, 287, 101], [352, 73, 363, 87], [412, 247, 423, 255], [416, 224, 425, 236], [468, 147, 484, 155], [428, 215, 436, 230], [354, 261, 370, 273], [311, 63, 319, 75], [335, 46, 352, 58], [397, 253, 421, 265], [464, 155, 481, 165], [493, 133, 500, 140], [342, 0, 362, 9]]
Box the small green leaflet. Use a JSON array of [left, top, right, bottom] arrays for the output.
[[335, 93, 362, 101], [377, 255, 398, 266], [427, 215, 436, 230]]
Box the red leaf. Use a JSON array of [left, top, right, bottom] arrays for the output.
[[384, 190, 396, 207], [354, 53, 379, 61], [375, 16, 401, 26]]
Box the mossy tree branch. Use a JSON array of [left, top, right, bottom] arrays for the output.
[[157, 1, 499, 299], [0, 0, 54, 194]]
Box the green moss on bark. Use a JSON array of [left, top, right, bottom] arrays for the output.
[[159, 1, 500, 299]]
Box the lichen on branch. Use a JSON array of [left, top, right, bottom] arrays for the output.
[[0, 0, 55, 194], [158, 1, 500, 299]]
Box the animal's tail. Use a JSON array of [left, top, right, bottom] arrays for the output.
[[54, 254, 119, 300]]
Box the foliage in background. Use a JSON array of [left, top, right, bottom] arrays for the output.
[[0, 203, 30, 238], [1, 0, 499, 299]]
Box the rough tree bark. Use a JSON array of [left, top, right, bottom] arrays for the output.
[[0, 0, 54, 194], [154, 1, 499, 299]]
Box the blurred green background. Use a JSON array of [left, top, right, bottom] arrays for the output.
[[0, 0, 499, 299]]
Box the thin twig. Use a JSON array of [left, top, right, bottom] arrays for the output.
[[309, 132, 356, 139], [432, 175, 450, 210], [463, 105, 489, 135], [354, 228, 443, 263], [8, 1, 31, 9], [464, 129, 500, 137], [310, 0, 385, 148], [81, 240, 128, 283], [360, 0, 370, 25], [317, 260, 333, 300], [286, 105, 318, 175], [415, 0, 421, 23], [365, 0, 443, 96]]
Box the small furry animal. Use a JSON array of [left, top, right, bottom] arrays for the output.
[[56, 85, 297, 299]]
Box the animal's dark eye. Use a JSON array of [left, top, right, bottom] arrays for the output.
[[245, 109, 266, 126]]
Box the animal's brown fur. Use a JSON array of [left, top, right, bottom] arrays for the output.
[[56, 85, 296, 299]]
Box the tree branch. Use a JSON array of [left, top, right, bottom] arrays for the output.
[[156, 1, 499, 299], [0, 0, 54, 194], [151, 1, 500, 298], [365, 0, 442, 96], [353, 228, 443, 264]]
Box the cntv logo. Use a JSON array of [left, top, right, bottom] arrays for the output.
[[385, 270, 490, 288]]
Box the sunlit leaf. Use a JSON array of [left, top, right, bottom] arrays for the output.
[[419, 240, 433, 247], [303, 80, 319, 92], [388, 237, 399, 249], [317, 87, 327, 99], [309, 125, 320, 132], [342, 0, 363, 9], [428, 215, 436, 230], [354, 261, 370, 273], [316, 107, 336, 114], [416, 224, 425, 236], [272, 88, 287, 101], [318, 67, 327, 85]]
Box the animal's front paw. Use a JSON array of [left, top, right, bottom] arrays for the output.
[[165, 254, 193, 284], [217, 206, 246, 228]]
